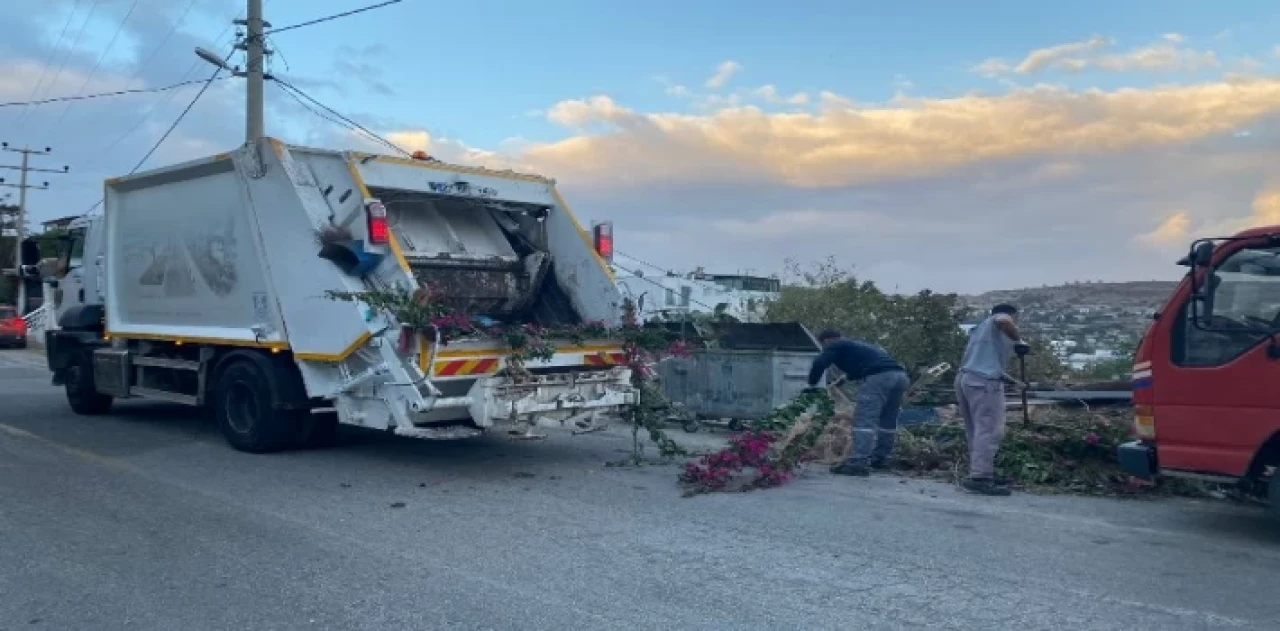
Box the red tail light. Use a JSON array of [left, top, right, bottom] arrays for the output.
[[592, 221, 614, 262], [366, 200, 389, 245]]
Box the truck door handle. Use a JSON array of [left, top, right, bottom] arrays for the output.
[[78, 289, 85, 302]]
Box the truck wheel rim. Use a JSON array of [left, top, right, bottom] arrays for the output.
[[226, 382, 258, 434]]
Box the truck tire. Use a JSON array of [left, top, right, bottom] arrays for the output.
[[65, 352, 113, 415], [212, 358, 300, 453], [300, 412, 341, 449]]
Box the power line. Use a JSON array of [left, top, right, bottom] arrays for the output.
[[275, 81, 398, 153], [130, 65, 228, 175], [264, 0, 403, 35], [0, 78, 231, 109], [276, 80, 352, 132], [13, 0, 96, 130], [130, 0, 201, 77], [82, 59, 229, 216], [47, 0, 142, 133], [12, 0, 83, 131], [616, 250, 676, 276], [273, 78, 411, 156], [610, 259, 724, 313], [92, 9, 243, 165]]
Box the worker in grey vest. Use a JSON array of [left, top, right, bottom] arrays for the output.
[[954, 304, 1029, 496]]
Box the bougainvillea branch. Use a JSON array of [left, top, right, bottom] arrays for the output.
[[678, 389, 837, 496]]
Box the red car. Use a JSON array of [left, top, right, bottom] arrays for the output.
[[0, 305, 27, 349]]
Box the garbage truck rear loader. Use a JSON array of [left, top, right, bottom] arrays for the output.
[[44, 139, 636, 452]]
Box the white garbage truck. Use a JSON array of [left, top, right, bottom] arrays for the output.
[[42, 139, 637, 452]]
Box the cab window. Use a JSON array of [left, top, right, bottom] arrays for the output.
[[57, 228, 86, 275], [1173, 245, 1280, 366]]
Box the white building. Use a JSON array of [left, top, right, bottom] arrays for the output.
[[613, 266, 781, 323], [1048, 339, 1078, 359], [1067, 349, 1118, 371]]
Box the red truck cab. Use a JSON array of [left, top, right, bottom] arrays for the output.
[[1119, 228, 1280, 514]]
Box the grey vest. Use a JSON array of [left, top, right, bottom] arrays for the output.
[[960, 314, 1016, 380]]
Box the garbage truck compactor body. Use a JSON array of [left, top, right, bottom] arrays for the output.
[[43, 139, 636, 452]]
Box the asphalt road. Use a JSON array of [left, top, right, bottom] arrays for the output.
[[2, 349, 1278, 631]]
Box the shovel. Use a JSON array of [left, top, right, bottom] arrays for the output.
[[1014, 343, 1032, 425]]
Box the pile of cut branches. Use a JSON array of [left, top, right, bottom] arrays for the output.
[[890, 406, 1209, 497]]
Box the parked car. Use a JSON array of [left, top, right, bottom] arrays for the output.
[[0, 305, 27, 349]]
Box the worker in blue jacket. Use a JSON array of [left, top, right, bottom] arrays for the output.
[[805, 329, 911, 476]]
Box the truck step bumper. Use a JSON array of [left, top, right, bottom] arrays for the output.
[[1117, 440, 1158, 480], [470, 369, 637, 428]]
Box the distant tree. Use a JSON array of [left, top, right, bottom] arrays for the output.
[[0, 204, 19, 304], [761, 258, 1065, 381]]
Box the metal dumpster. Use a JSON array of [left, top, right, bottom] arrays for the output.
[[657, 322, 820, 424]]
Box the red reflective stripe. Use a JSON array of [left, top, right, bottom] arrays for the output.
[[437, 360, 464, 376]]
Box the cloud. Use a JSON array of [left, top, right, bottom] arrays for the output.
[[1092, 41, 1219, 73], [441, 73, 1280, 291], [973, 34, 1219, 76], [705, 60, 742, 89], [1139, 186, 1280, 252], [1137, 211, 1192, 245], [330, 44, 396, 96], [545, 95, 632, 128], [509, 77, 1280, 189], [753, 85, 810, 106], [1198, 187, 1280, 236], [1015, 35, 1113, 74]]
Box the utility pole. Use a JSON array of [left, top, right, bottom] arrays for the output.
[[239, 0, 267, 144], [199, 1, 270, 174], [1, 143, 69, 314]]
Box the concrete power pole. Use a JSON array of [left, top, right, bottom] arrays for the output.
[[0, 143, 69, 314], [240, 0, 267, 144], [200, 0, 270, 171]]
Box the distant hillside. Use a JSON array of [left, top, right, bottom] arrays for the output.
[[962, 281, 1179, 348], [964, 281, 1178, 314]]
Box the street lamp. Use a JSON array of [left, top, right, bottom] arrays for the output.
[[195, 47, 235, 72]]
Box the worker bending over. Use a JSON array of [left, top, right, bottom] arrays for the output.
[[805, 329, 910, 477]]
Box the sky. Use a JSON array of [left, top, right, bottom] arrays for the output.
[[4, 0, 1280, 294]]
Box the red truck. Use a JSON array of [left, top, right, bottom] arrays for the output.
[[1119, 228, 1280, 517]]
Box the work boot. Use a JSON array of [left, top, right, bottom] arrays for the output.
[[870, 458, 891, 471], [830, 462, 870, 477], [960, 477, 1012, 496]]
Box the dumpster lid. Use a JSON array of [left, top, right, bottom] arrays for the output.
[[642, 320, 819, 352], [713, 322, 819, 352]]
